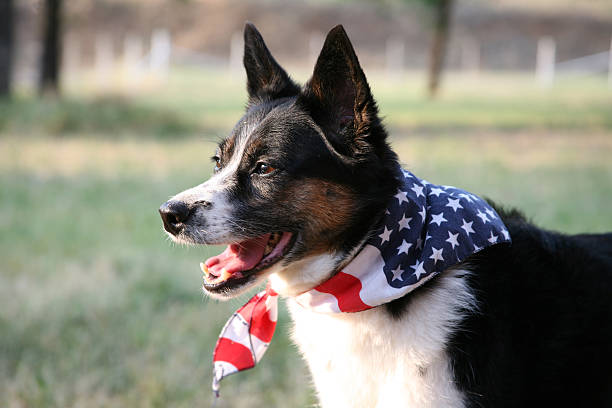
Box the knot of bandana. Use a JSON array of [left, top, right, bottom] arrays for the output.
[[210, 168, 511, 396]]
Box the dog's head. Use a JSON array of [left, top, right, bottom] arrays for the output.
[[160, 24, 398, 299]]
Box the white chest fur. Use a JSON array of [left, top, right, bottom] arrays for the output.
[[288, 269, 475, 408]]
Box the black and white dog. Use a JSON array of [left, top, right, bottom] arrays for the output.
[[159, 24, 612, 407]]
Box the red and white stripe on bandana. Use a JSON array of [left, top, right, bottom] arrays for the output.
[[212, 288, 278, 396]]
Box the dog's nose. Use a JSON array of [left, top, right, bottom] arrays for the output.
[[159, 200, 190, 235]]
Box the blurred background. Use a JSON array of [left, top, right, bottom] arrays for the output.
[[1, 0, 611, 406]]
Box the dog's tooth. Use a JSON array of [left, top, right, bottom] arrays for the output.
[[220, 268, 231, 281]]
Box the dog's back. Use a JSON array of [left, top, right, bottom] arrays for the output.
[[448, 208, 612, 407]]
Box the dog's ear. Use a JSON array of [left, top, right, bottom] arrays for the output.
[[243, 22, 300, 105], [298, 25, 383, 155]]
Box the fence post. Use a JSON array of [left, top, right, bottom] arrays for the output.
[[309, 32, 325, 67], [149, 29, 171, 78], [460, 36, 480, 74], [229, 31, 243, 75], [536, 36, 555, 88], [63, 33, 80, 80], [95, 34, 113, 89], [123, 34, 143, 88], [608, 36, 612, 89], [385, 37, 405, 78]]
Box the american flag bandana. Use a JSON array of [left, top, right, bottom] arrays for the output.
[[211, 167, 511, 395], [212, 287, 278, 396]]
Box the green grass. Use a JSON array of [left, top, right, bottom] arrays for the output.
[[4, 69, 611, 137], [144, 69, 612, 133], [1, 69, 611, 406], [0, 96, 200, 137]]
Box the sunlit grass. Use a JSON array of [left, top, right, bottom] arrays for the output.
[[56, 68, 612, 135]]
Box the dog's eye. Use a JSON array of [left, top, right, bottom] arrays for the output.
[[212, 156, 221, 173], [255, 162, 275, 176]]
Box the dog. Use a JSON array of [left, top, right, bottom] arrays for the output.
[[159, 23, 612, 407]]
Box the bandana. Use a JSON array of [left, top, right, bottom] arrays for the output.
[[211, 168, 511, 396]]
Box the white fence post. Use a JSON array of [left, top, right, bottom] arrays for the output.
[[309, 32, 325, 67], [95, 34, 114, 89], [229, 31, 243, 74], [608, 36, 612, 89], [150, 29, 171, 78], [385, 37, 405, 78], [63, 33, 80, 79], [123, 34, 143, 87], [460, 36, 480, 74], [536, 36, 555, 88]]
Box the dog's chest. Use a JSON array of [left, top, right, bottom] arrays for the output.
[[287, 271, 472, 408]]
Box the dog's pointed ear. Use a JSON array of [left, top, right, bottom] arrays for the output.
[[243, 22, 300, 105], [298, 25, 383, 154]]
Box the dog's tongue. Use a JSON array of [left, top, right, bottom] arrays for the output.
[[205, 233, 271, 275]]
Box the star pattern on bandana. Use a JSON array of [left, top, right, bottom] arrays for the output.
[[398, 214, 412, 231], [397, 239, 412, 255], [368, 169, 511, 289], [429, 247, 444, 264], [391, 265, 404, 282], [461, 219, 475, 236]]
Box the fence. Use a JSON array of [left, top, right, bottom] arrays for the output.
[[14, 29, 612, 92], [536, 36, 612, 88]]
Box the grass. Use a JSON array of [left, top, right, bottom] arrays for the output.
[[141, 69, 612, 134], [1, 69, 611, 406], [0, 96, 200, 138], [4, 69, 611, 137]]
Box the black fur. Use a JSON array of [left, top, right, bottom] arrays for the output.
[[448, 207, 612, 407]]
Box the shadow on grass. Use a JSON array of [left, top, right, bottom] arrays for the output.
[[0, 96, 207, 138]]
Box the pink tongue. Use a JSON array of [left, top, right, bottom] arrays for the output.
[[205, 233, 271, 275]]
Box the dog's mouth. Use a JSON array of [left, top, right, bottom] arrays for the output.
[[201, 231, 294, 293]]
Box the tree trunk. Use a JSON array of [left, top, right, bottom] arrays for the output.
[[40, 0, 62, 95], [427, 0, 453, 98], [0, 0, 14, 96]]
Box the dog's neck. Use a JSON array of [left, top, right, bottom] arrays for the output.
[[268, 234, 373, 298], [268, 185, 390, 298]]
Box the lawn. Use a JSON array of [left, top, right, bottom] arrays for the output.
[[1, 69, 611, 407], [3, 69, 612, 136]]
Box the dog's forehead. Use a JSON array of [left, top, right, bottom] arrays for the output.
[[219, 99, 310, 160], [218, 107, 266, 156]]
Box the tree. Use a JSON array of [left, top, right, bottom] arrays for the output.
[[391, 0, 454, 98], [425, 0, 453, 98], [40, 0, 62, 95], [0, 0, 14, 96]]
